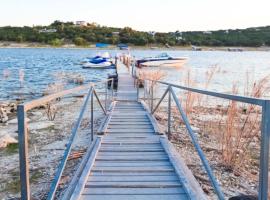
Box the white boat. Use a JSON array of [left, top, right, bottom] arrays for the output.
[[82, 52, 115, 69], [135, 53, 188, 68], [82, 61, 113, 68]]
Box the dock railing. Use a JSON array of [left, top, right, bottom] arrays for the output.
[[17, 78, 114, 200], [131, 64, 269, 200]]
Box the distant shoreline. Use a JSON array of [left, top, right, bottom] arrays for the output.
[[0, 42, 270, 51]]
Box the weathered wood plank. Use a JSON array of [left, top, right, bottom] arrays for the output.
[[97, 152, 167, 156], [85, 181, 181, 188], [106, 129, 155, 133], [90, 171, 177, 176], [108, 121, 151, 124], [107, 127, 154, 130], [80, 194, 189, 200], [101, 140, 160, 144], [83, 186, 184, 194], [87, 175, 178, 181], [94, 161, 171, 167], [110, 116, 149, 119], [99, 148, 164, 152], [109, 120, 151, 123], [101, 142, 161, 145], [92, 166, 174, 173], [95, 157, 170, 162]]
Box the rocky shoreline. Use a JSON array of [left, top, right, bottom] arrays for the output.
[[0, 101, 19, 148], [0, 97, 104, 199]]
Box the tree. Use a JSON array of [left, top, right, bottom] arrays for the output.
[[16, 35, 24, 43], [74, 37, 87, 46], [0, 21, 270, 47], [49, 38, 63, 46]]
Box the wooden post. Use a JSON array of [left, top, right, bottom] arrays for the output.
[[18, 105, 30, 200]]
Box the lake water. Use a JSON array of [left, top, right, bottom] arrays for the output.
[[0, 48, 270, 101]]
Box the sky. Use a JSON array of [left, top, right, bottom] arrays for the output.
[[0, 0, 270, 32]]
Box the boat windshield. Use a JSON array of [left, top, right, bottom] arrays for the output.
[[157, 52, 169, 58]]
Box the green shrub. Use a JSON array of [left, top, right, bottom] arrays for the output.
[[74, 37, 87, 46]]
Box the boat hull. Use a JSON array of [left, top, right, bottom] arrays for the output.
[[82, 62, 114, 69], [139, 59, 187, 68]]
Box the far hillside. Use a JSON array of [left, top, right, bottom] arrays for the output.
[[0, 20, 270, 47]]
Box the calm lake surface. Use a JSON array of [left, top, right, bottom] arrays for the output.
[[0, 48, 270, 101]]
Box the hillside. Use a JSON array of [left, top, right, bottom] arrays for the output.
[[0, 20, 270, 47]]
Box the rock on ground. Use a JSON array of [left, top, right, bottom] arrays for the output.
[[28, 121, 54, 130], [0, 134, 18, 149], [0, 106, 8, 123]]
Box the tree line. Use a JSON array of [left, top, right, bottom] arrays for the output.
[[0, 20, 270, 47]]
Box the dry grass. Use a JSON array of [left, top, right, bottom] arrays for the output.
[[180, 66, 218, 119], [44, 103, 57, 121], [3, 69, 11, 80], [182, 70, 198, 119], [220, 75, 270, 170], [137, 68, 167, 82], [138, 69, 167, 107], [177, 68, 270, 170], [53, 72, 84, 85], [43, 82, 65, 96], [43, 82, 65, 121]]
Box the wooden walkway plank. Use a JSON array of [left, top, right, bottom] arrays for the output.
[[80, 194, 189, 200]]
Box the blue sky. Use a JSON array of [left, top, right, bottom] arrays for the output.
[[1, 0, 270, 32]]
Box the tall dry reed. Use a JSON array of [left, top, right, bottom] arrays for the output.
[[220, 74, 270, 169], [43, 82, 65, 121]]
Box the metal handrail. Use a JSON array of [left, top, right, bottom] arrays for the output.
[[136, 77, 270, 200], [17, 79, 114, 200], [47, 87, 94, 200]]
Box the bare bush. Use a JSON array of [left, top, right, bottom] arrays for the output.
[[53, 72, 84, 85], [179, 66, 218, 119], [43, 82, 65, 121], [45, 103, 57, 121], [138, 69, 167, 107], [138, 69, 167, 82]]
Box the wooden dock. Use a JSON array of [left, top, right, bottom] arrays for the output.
[[68, 62, 206, 200]]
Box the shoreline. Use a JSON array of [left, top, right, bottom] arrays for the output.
[[1, 42, 270, 51]]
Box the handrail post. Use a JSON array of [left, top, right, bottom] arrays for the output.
[[137, 79, 139, 101], [258, 100, 270, 200], [18, 105, 30, 200], [143, 80, 146, 100], [151, 81, 154, 112], [111, 78, 114, 102], [91, 88, 94, 141], [168, 88, 171, 140], [105, 82, 107, 110]]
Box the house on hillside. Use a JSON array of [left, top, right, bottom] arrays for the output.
[[39, 28, 57, 33], [76, 21, 87, 26], [203, 31, 212, 34], [112, 32, 120, 35], [192, 45, 202, 51]]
